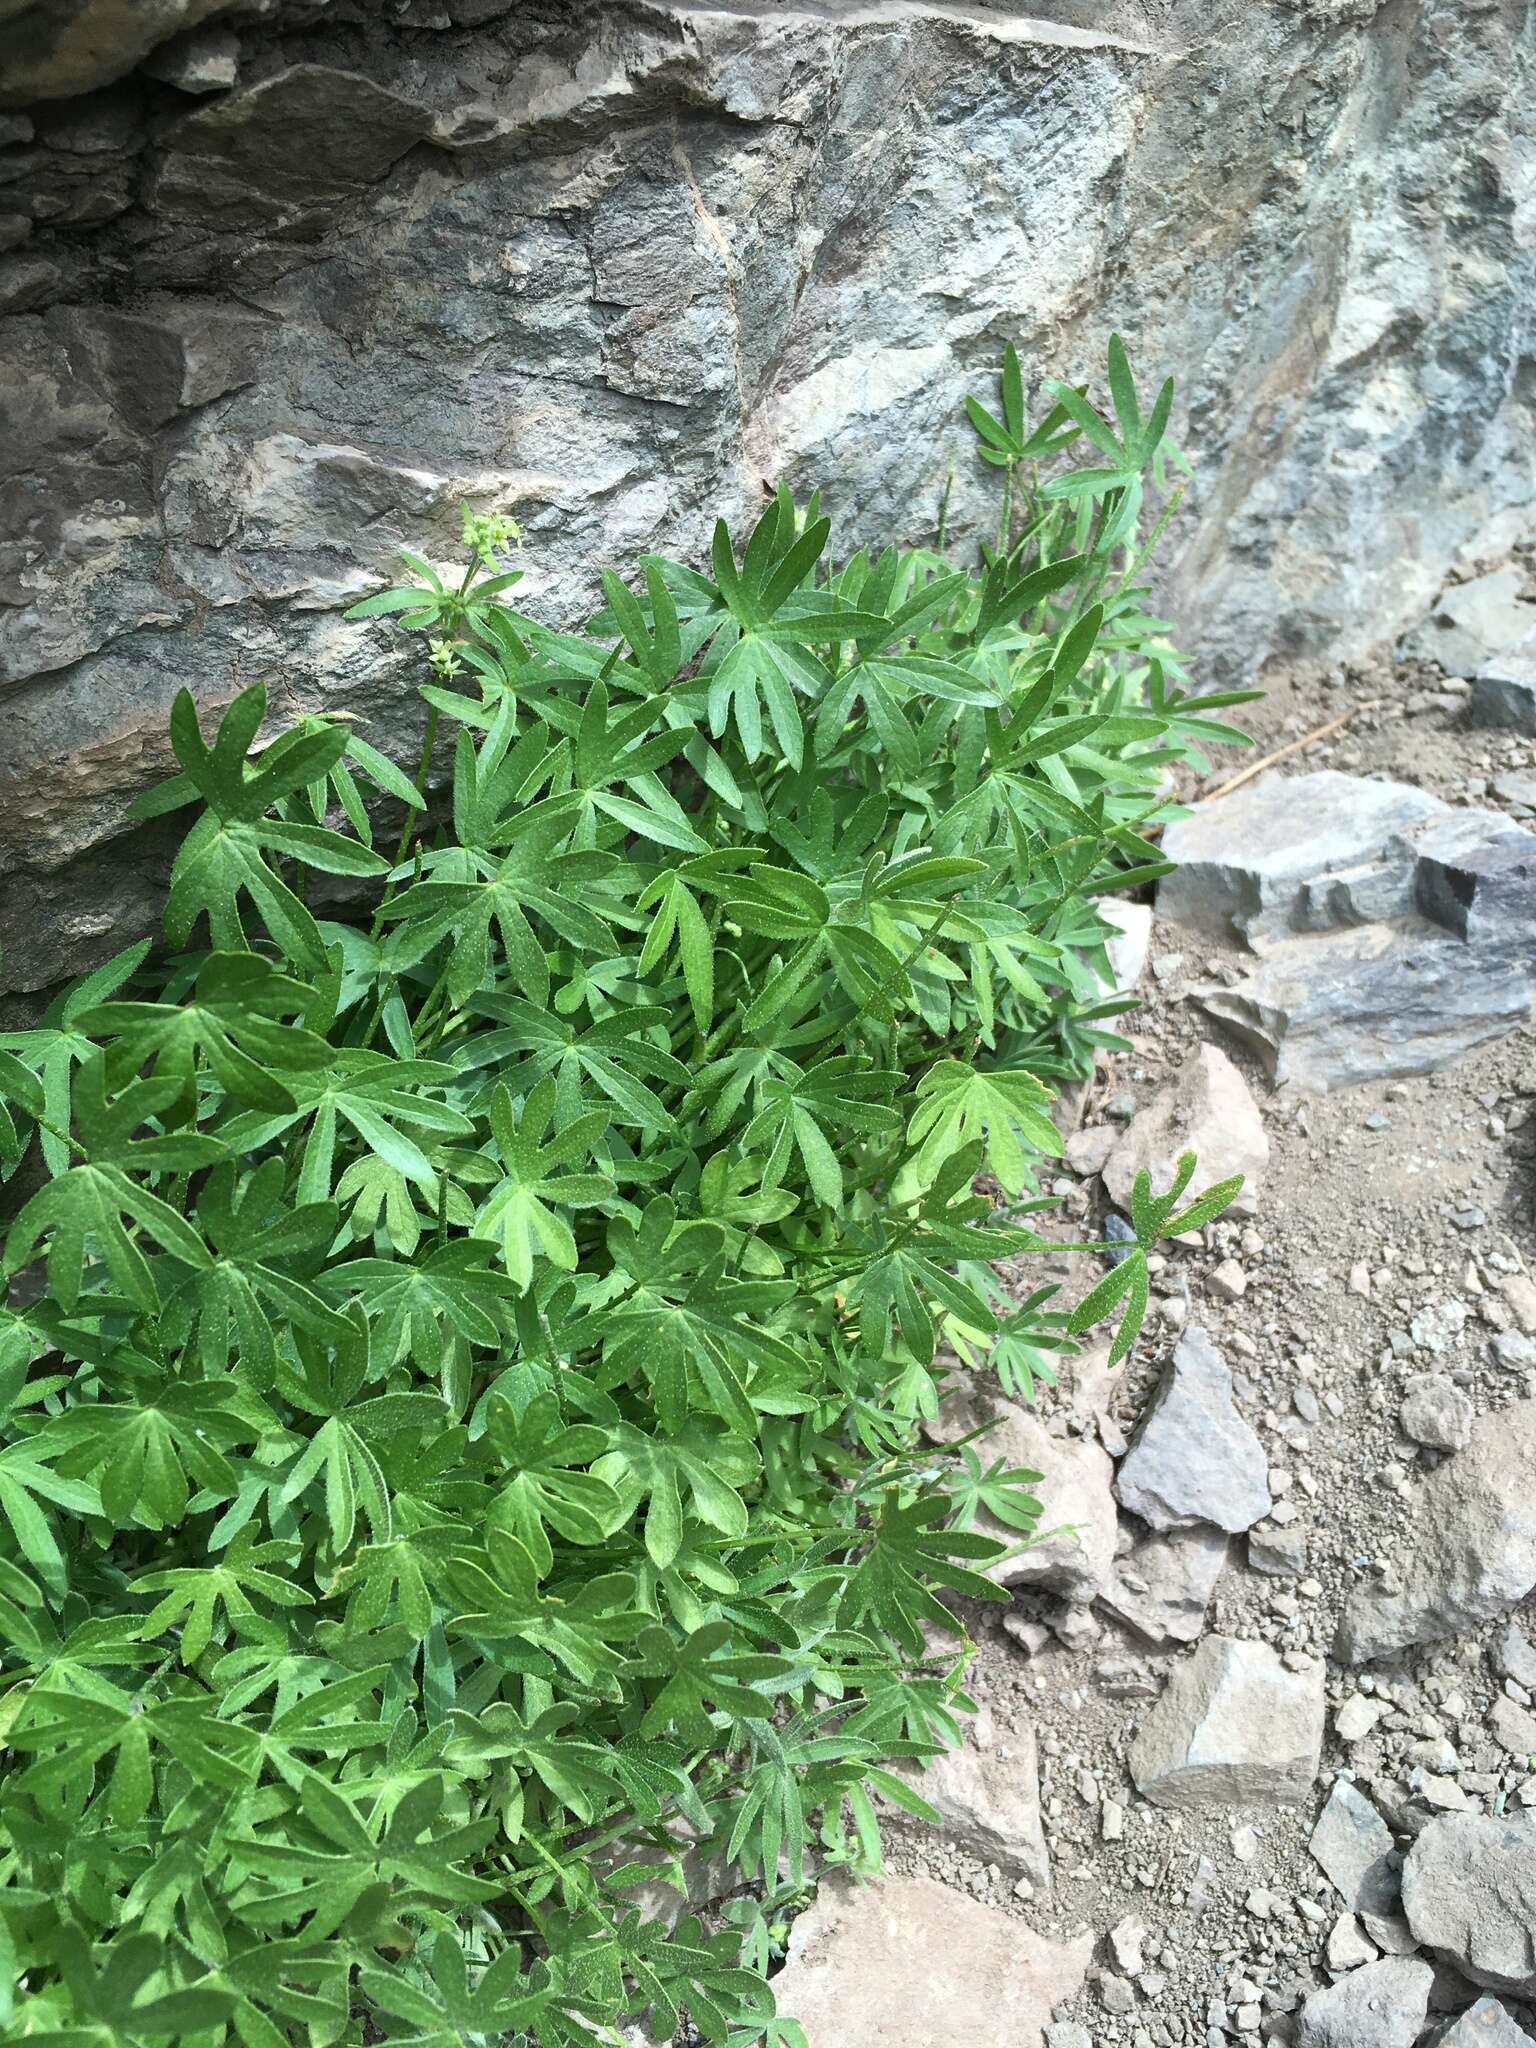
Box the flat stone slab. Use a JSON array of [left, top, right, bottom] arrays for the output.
[[902, 1705, 1051, 1890], [1158, 771, 1446, 947], [1129, 1636, 1324, 1808], [770, 1872, 1092, 2048], [1192, 918, 1534, 1092], [1102, 1042, 1268, 1212]]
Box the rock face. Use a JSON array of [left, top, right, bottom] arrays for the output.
[[3, 4, 1536, 993], [769, 1872, 1091, 2048], [1334, 1402, 1536, 1663], [1295, 1956, 1433, 2048], [1114, 1327, 1271, 1536], [1128, 1636, 1324, 1809], [1102, 1044, 1268, 1213], [1160, 773, 1536, 1089], [1402, 1814, 1536, 1997]]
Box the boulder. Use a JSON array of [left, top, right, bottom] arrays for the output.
[[1296, 1956, 1434, 2048], [2, 0, 234, 103], [1102, 1044, 1268, 1212], [1334, 1403, 1536, 1662], [1159, 771, 1536, 1090], [1128, 1636, 1324, 1808], [1471, 650, 1536, 735], [925, 1385, 1117, 1604], [1402, 1813, 1536, 1997], [770, 1872, 1092, 2048], [1114, 1326, 1271, 1535], [904, 1706, 1051, 1889], [1192, 920, 1534, 1092]]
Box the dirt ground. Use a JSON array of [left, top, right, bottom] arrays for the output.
[[878, 574, 1536, 2043]]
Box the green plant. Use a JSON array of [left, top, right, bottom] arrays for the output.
[[0, 342, 1249, 2045]]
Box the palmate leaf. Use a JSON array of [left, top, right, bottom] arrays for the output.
[[78, 951, 333, 1113], [356, 1931, 599, 2048], [904, 1059, 1061, 1196], [839, 1491, 1008, 1655], [476, 1076, 612, 1288], [158, 686, 389, 972]]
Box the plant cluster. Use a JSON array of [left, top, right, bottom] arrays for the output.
[[0, 343, 1249, 2045]]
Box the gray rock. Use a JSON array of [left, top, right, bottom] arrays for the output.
[[1129, 1636, 1324, 1809], [1158, 772, 1445, 946], [1402, 1814, 1536, 1996], [140, 26, 240, 94], [925, 1386, 1117, 1604], [904, 1706, 1051, 1890], [1115, 1326, 1272, 1535], [1249, 1522, 1308, 1576], [1430, 1998, 1536, 2047], [1162, 772, 1536, 1090], [4, 1, 1536, 994], [1326, 1913, 1380, 1971], [770, 1871, 1092, 2048], [1044, 2027, 1094, 2048], [1296, 1957, 1433, 2048], [1495, 1626, 1536, 1692], [1309, 1779, 1401, 1919], [1102, 1042, 1268, 1213], [1489, 1697, 1536, 1762], [153, 67, 433, 226], [2, 0, 234, 103], [1192, 919, 1535, 1092], [1403, 570, 1536, 679], [1472, 651, 1536, 736], [1334, 1403, 1536, 1662], [1399, 1374, 1475, 1452], [1099, 1522, 1228, 1646]]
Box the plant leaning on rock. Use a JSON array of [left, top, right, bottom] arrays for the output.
[[0, 341, 1253, 2047]]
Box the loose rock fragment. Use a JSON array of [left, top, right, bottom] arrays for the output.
[[1335, 1402, 1536, 1661], [1129, 1636, 1324, 1808], [1489, 1697, 1536, 1761], [1335, 1693, 1385, 1742], [1326, 1912, 1380, 1971], [771, 1872, 1092, 2048], [1296, 1956, 1433, 2048], [1401, 1813, 1536, 1995], [1115, 1327, 1271, 1535], [1431, 1998, 1536, 2046], [1309, 1779, 1400, 1917], [1102, 1044, 1268, 1212], [1399, 1373, 1475, 1451], [926, 1386, 1117, 1603], [1098, 1522, 1227, 1646], [906, 1706, 1051, 1889]]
